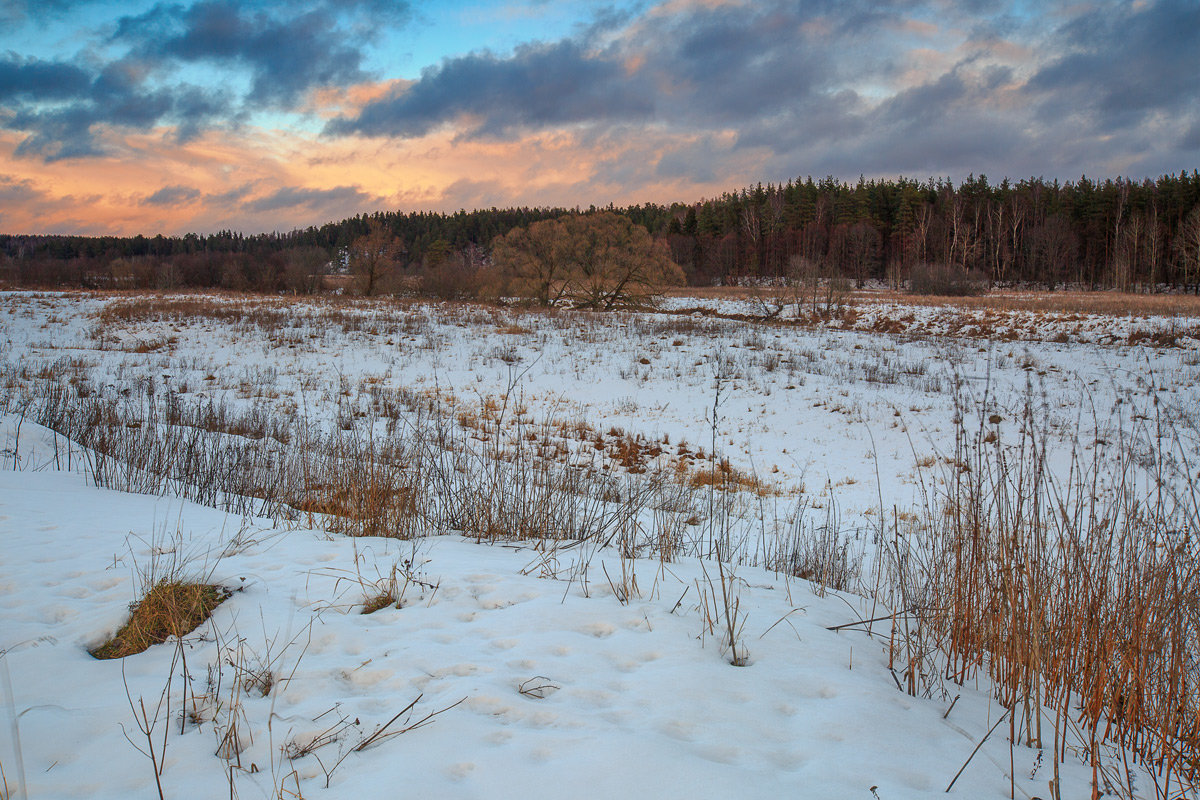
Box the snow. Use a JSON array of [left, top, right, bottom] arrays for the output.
[[1, 290, 1195, 798], [0, 439, 1093, 799], [5, 291, 1197, 545]]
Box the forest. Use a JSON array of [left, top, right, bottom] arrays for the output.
[[3, 172, 1199, 293]]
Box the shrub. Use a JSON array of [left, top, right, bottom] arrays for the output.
[[908, 263, 988, 296]]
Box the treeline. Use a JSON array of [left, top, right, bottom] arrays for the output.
[[0, 207, 577, 292], [664, 172, 1200, 291], [3, 172, 1200, 292]]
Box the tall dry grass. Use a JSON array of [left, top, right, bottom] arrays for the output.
[[874, 383, 1200, 798], [3, 359, 735, 561]]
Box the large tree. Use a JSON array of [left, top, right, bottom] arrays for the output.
[[490, 217, 571, 306], [493, 212, 683, 309]]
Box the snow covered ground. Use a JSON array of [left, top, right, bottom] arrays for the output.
[[0, 421, 1097, 799], [659, 291, 1200, 346], [4, 291, 1197, 538], [2, 290, 1198, 798]]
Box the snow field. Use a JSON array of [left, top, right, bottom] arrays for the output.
[[0, 440, 1095, 799], [2, 290, 1198, 798]]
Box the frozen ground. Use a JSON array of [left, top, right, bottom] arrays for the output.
[[2, 290, 1198, 798], [3, 292, 1197, 539], [0, 419, 1096, 799], [659, 291, 1200, 345]]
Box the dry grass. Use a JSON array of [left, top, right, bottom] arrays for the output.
[[664, 285, 1200, 348], [683, 457, 779, 497], [92, 580, 229, 659], [667, 285, 1200, 318], [873, 390, 1200, 798], [856, 288, 1200, 318]]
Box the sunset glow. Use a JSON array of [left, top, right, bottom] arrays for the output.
[[2, 0, 1196, 235]]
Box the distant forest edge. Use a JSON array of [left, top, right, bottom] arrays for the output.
[[4, 172, 1200, 293]]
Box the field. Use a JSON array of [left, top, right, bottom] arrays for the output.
[[2, 289, 1199, 799]]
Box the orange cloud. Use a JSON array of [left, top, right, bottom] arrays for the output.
[[303, 79, 414, 119], [0, 121, 764, 236]]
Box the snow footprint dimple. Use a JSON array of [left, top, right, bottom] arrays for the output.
[[767, 748, 809, 770], [445, 762, 475, 781], [340, 667, 393, 689], [658, 719, 698, 741], [609, 656, 640, 673], [90, 575, 123, 591], [577, 621, 615, 638], [696, 744, 741, 765], [41, 604, 77, 623], [486, 729, 512, 745], [794, 682, 839, 700], [307, 632, 338, 655], [465, 694, 513, 720], [575, 688, 616, 709], [440, 662, 485, 677], [521, 710, 560, 729]]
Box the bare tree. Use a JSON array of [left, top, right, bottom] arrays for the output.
[[283, 247, 329, 294], [1175, 206, 1200, 293], [1144, 203, 1163, 290], [348, 221, 404, 296], [1029, 214, 1076, 290]]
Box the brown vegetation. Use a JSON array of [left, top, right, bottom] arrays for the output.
[[492, 212, 684, 309], [92, 581, 229, 660]]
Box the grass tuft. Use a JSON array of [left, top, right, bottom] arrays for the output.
[[92, 580, 229, 659]]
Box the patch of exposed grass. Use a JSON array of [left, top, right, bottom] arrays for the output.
[[361, 592, 397, 615], [91, 580, 230, 659]]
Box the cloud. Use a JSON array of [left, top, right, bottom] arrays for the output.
[[0, 52, 230, 160], [1027, 0, 1200, 129], [1182, 121, 1200, 153], [327, 39, 653, 139], [324, 0, 1199, 189], [0, 1, 414, 161], [243, 184, 380, 214], [0, 56, 92, 101], [115, 1, 384, 106], [327, 1, 901, 141], [142, 184, 202, 206], [0, 173, 44, 206], [0, 0, 103, 25], [0, 171, 105, 232], [2, 0, 1197, 235]]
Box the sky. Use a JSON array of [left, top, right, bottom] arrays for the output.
[[1, 0, 1197, 236]]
